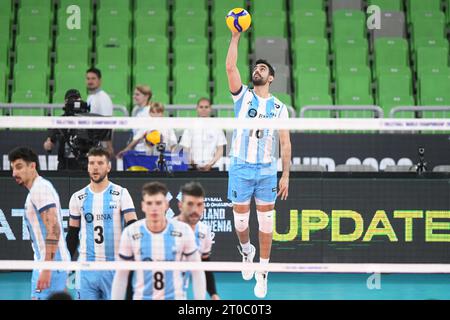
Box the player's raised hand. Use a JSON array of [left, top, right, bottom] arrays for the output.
[[277, 176, 289, 200]]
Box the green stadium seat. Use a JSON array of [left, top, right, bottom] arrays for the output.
[[173, 7, 208, 19], [57, 4, 92, 35], [213, 0, 245, 15], [13, 70, 48, 93], [56, 44, 90, 65], [15, 43, 49, 65], [97, 6, 131, 21], [291, 9, 327, 38], [135, 44, 168, 66], [56, 30, 91, 44], [100, 71, 129, 106], [213, 35, 249, 66], [415, 46, 449, 76], [133, 6, 169, 22], [135, 0, 167, 11], [377, 67, 414, 116], [0, 72, 6, 102], [293, 37, 328, 69], [54, 61, 89, 75], [173, 16, 208, 37], [96, 18, 130, 38], [217, 109, 234, 117], [151, 91, 169, 105], [373, 38, 409, 78], [11, 91, 48, 115], [407, 0, 441, 21], [332, 10, 366, 43], [173, 91, 210, 105], [252, 0, 284, 11], [0, 36, 10, 66], [273, 92, 293, 107], [368, 0, 402, 11], [333, 38, 369, 71], [96, 46, 130, 65], [133, 65, 170, 94], [335, 65, 373, 106], [173, 64, 209, 94], [291, 0, 325, 11], [0, 12, 12, 40], [135, 16, 168, 37], [295, 65, 332, 109], [410, 11, 446, 48], [173, 35, 208, 65], [173, 0, 206, 10], [252, 13, 286, 38], [53, 70, 86, 95], [97, 0, 130, 10], [20, 0, 52, 9], [213, 91, 232, 105], [213, 65, 250, 93], [419, 68, 450, 105], [17, 18, 52, 39]]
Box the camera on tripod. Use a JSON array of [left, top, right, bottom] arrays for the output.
[[416, 146, 427, 173], [156, 142, 166, 153], [59, 91, 111, 169]]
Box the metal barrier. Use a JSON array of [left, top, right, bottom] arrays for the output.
[[166, 104, 297, 118], [390, 106, 450, 118], [0, 103, 130, 116], [0, 103, 297, 118], [300, 105, 385, 118]]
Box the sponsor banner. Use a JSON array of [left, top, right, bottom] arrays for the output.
[[0, 174, 449, 263]]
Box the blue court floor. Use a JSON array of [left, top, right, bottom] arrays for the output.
[[1, 272, 449, 300]]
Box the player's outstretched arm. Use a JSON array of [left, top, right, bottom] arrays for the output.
[[225, 32, 242, 94]]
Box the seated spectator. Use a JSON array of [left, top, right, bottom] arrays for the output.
[[117, 102, 178, 158], [180, 98, 227, 171]]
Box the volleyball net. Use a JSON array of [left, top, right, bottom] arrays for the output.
[[0, 116, 449, 299]]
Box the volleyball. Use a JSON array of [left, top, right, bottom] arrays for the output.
[[226, 8, 251, 33], [145, 130, 161, 146]]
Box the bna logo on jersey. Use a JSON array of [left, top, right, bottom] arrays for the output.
[[248, 108, 257, 118], [84, 213, 94, 223]]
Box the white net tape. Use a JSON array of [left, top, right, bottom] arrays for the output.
[[0, 261, 449, 273], [0, 116, 449, 131]]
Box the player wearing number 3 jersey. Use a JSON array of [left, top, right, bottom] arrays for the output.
[[67, 147, 137, 300]]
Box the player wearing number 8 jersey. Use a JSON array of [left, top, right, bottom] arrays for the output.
[[226, 31, 292, 298], [111, 182, 206, 300], [67, 147, 137, 300]]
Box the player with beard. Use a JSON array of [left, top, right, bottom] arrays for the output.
[[175, 182, 220, 300], [225, 31, 292, 298], [66, 147, 137, 299]]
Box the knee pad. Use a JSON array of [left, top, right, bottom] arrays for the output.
[[233, 211, 250, 232], [257, 210, 274, 233]]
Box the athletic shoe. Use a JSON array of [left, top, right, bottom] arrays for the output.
[[237, 244, 256, 280], [254, 271, 268, 298]]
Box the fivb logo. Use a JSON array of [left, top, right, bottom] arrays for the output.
[[65, 5, 82, 30], [367, 5, 381, 30]]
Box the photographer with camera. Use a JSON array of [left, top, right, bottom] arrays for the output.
[[43, 89, 112, 170]]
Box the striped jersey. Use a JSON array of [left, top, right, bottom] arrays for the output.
[[24, 176, 70, 262], [230, 85, 289, 164], [69, 182, 135, 262], [118, 219, 198, 300]]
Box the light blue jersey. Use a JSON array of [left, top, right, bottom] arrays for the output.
[[118, 219, 198, 300], [230, 85, 289, 164], [24, 176, 70, 299], [69, 182, 135, 262], [69, 182, 135, 300]]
